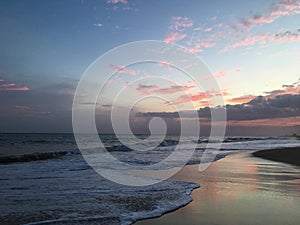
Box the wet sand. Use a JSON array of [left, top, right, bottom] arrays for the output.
[[135, 150, 300, 225]]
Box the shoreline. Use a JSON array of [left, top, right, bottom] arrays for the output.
[[135, 148, 300, 225]]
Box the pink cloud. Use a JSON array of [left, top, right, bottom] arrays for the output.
[[164, 32, 187, 43], [107, 0, 127, 4], [277, 0, 300, 12], [154, 85, 195, 95], [136, 83, 196, 96], [110, 64, 137, 76], [204, 27, 212, 32], [157, 61, 173, 71], [0, 79, 30, 91], [188, 43, 202, 53], [164, 16, 193, 43], [181, 1, 300, 55], [136, 84, 159, 95], [217, 48, 229, 54], [173, 92, 208, 105], [252, 15, 274, 25], [265, 80, 300, 98], [232, 33, 273, 48], [227, 95, 256, 104], [202, 31, 227, 46], [219, 33, 273, 53], [227, 116, 300, 127], [235, 68, 241, 73], [187, 40, 216, 53], [172, 89, 228, 105], [1, 83, 16, 88], [238, 0, 300, 30], [282, 81, 300, 93], [270, 9, 290, 17], [220, 28, 299, 53], [161, 1, 299, 55], [214, 71, 228, 78], [170, 17, 193, 31], [0, 86, 30, 91], [216, 91, 230, 97], [200, 41, 216, 48], [198, 100, 211, 108]]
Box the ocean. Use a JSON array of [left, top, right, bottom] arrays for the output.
[[0, 133, 299, 224]]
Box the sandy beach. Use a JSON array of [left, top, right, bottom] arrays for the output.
[[136, 149, 300, 225]]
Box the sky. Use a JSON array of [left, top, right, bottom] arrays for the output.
[[0, 0, 299, 135]]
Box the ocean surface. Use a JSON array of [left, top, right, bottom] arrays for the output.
[[0, 133, 300, 225]]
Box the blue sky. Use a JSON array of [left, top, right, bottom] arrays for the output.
[[0, 0, 299, 134]]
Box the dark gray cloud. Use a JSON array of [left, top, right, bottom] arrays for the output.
[[138, 94, 300, 121], [225, 94, 300, 120], [264, 89, 285, 96], [136, 94, 300, 136], [137, 111, 179, 118]]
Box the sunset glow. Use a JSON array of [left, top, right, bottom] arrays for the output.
[[0, 0, 299, 135]]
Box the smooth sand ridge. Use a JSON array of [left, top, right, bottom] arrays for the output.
[[135, 150, 300, 225]]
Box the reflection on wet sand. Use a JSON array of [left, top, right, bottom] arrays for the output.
[[136, 151, 300, 225]]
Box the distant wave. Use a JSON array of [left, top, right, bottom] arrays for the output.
[[158, 139, 179, 147], [195, 136, 277, 143], [1, 136, 296, 165], [107, 145, 133, 152], [0, 150, 77, 164], [222, 136, 277, 143]]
